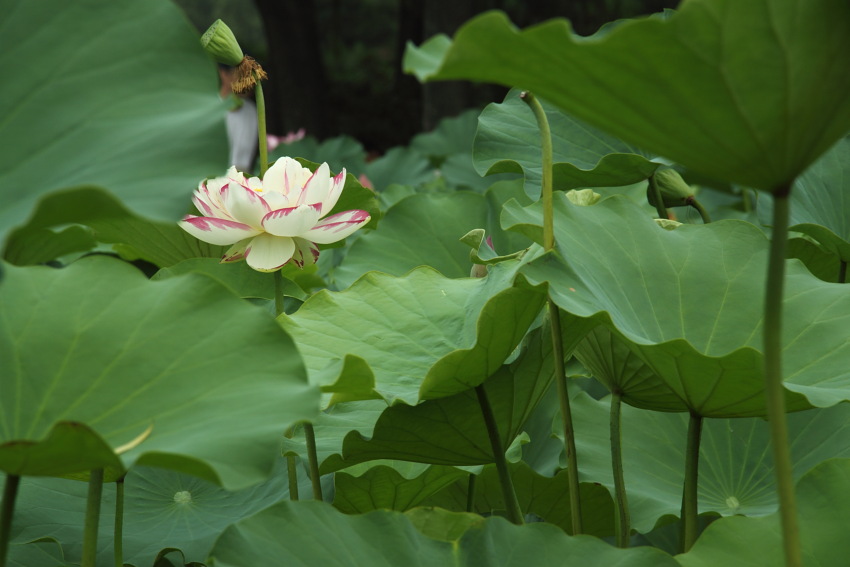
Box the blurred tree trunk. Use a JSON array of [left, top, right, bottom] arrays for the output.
[[254, 0, 329, 138]]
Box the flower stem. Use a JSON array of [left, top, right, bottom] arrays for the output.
[[679, 413, 703, 553], [520, 90, 583, 535], [687, 197, 712, 224], [81, 469, 105, 567], [649, 172, 669, 219], [0, 474, 21, 567], [610, 390, 630, 548], [303, 423, 323, 500], [114, 477, 125, 567], [764, 187, 802, 567], [254, 72, 268, 177], [475, 383, 523, 525], [287, 455, 300, 501], [838, 260, 847, 284]]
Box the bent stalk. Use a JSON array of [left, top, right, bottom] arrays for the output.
[[521, 90, 583, 534], [475, 383, 523, 525], [764, 188, 802, 567], [610, 391, 630, 548]]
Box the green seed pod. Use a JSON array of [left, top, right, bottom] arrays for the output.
[[647, 168, 693, 208], [566, 188, 601, 206], [200, 19, 244, 66]]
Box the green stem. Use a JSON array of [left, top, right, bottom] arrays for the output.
[[680, 413, 703, 553], [114, 477, 124, 567], [475, 384, 523, 525], [687, 197, 712, 224], [0, 474, 21, 567], [81, 469, 105, 567], [838, 260, 847, 284], [649, 172, 669, 219], [273, 269, 284, 316], [466, 474, 477, 513], [254, 73, 268, 177], [521, 90, 583, 535], [610, 391, 630, 548], [550, 303, 583, 534], [287, 456, 300, 501], [303, 423, 323, 500], [742, 188, 753, 213], [764, 188, 802, 567]]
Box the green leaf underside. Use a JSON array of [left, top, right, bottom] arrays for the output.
[[510, 195, 850, 415], [209, 500, 678, 566], [405, 2, 850, 191], [281, 262, 545, 406], [0, 0, 227, 240], [0, 257, 318, 486]]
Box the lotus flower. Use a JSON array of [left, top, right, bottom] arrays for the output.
[[179, 157, 371, 272]]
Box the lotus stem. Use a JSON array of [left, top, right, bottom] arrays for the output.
[[302, 423, 323, 500], [81, 469, 105, 567], [254, 72, 268, 177], [741, 188, 753, 213], [466, 473, 477, 513], [114, 477, 125, 567], [687, 197, 712, 224], [287, 455, 300, 500], [649, 172, 669, 219], [764, 187, 802, 567], [610, 390, 630, 548], [0, 474, 21, 567], [475, 383, 523, 525], [680, 412, 703, 553], [839, 260, 847, 284], [520, 90, 583, 534]]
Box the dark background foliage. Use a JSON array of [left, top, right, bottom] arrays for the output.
[[176, 0, 676, 153]]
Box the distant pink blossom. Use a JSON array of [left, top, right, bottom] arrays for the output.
[[267, 128, 306, 152]]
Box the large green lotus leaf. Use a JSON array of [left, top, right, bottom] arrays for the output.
[[423, 461, 615, 538], [363, 147, 436, 192], [285, 326, 553, 472], [509, 194, 850, 415], [6, 459, 302, 567], [411, 110, 480, 162], [762, 136, 850, 262], [6, 539, 68, 567], [209, 500, 678, 566], [0, 0, 226, 240], [474, 90, 659, 198], [405, 2, 850, 192], [280, 261, 545, 404], [333, 182, 532, 289], [0, 256, 318, 485], [2, 186, 224, 267], [334, 462, 469, 514], [787, 237, 843, 283], [555, 392, 850, 533], [404, 507, 485, 542], [677, 458, 850, 566]]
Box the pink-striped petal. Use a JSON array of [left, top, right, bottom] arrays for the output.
[[245, 234, 295, 272], [320, 169, 347, 214], [262, 203, 323, 237], [220, 237, 252, 263], [291, 237, 320, 268], [263, 157, 310, 197], [222, 183, 270, 228], [296, 162, 331, 206], [300, 210, 371, 244], [179, 215, 262, 245]]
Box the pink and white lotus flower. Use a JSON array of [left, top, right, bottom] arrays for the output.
[[179, 157, 371, 272]]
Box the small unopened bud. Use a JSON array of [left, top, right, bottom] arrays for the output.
[[647, 168, 693, 208], [470, 263, 488, 278], [566, 189, 601, 206], [200, 20, 244, 66]]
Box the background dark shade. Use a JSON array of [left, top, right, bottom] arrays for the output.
[[176, 0, 677, 153]]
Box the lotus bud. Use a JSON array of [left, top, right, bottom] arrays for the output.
[[200, 19, 244, 66], [647, 168, 693, 208], [654, 218, 682, 231], [566, 189, 601, 206]]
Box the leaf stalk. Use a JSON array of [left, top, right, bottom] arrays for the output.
[[0, 474, 21, 567], [610, 390, 630, 547], [81, 469, 105, 567], [680, 413, 703, 552]]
